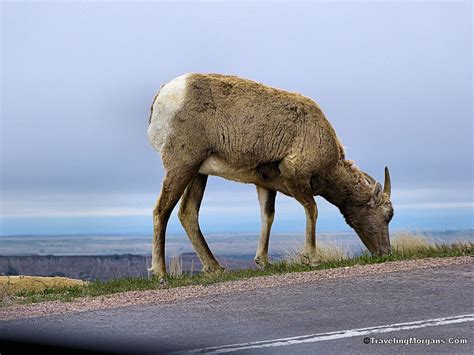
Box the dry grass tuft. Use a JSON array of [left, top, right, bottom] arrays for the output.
[[0, 277, 14, 306], [315, 242, 350, 263], [0, 276, 87, 298], [281, 232, 473, 262], [280, 239, 350, 264], [391, 232, 432, 253], [169, 252, 183, 277], [389, 232, 473, 258]]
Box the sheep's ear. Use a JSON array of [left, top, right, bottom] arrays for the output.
[[368, 183, 383, 207]]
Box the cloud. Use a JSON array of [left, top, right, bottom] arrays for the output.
[[1, 187, 472, 219]]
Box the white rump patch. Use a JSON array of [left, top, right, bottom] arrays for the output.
[[148, 73, 189, 152]]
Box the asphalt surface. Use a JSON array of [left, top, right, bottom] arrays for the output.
[[1, 262, 472, 354]]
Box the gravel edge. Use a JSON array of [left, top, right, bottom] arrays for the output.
[[1, 256, 472, 321]]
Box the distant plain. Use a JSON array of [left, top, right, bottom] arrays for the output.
[[1, 230, 472, 257]]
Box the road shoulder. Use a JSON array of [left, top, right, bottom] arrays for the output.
[[0, 256, 471, 321]]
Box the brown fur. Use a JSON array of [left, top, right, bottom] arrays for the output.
[[160, 73, 342, 176]]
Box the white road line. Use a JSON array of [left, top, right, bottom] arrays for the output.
[[182, 313, 474, 354]]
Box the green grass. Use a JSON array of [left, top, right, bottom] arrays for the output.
[[3, 239, 473, 306]]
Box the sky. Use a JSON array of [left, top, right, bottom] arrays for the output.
[[1, 1, 472, 236]]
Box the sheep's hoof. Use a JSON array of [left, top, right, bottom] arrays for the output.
[[203, 264, 226, 274], [254, 255, 270, 267], [148, 266, 167, 280], [301, 253, 319, 267]]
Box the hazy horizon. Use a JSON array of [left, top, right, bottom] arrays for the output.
[[1, 1, 472, 236], [2, 230, 472, 257]]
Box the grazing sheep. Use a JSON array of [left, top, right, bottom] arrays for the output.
[[148, 73, 393, 277]]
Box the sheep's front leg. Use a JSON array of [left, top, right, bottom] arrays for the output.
[[278, 171, 319, 266], [291, 191, 318, 265], [300, 197, 318, 265], [283, 185, 318, 265], [254, 186, 277, 266]]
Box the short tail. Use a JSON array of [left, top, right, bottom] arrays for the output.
[[336, 136, 346, 160]]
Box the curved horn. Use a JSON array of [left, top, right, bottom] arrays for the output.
[[362, 172, 376, 185], [383, 166, 391, 197]]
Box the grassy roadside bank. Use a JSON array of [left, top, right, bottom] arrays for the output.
[[1, 236, 472, 306]]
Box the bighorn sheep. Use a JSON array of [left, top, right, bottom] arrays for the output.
[[148, 73, 393, 277]]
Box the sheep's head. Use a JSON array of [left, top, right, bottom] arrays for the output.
[[343, 167, 393, 255]]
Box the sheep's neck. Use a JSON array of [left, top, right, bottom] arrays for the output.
[[315, 161, 372, 210]]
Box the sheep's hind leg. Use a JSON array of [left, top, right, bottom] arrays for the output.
[[254, 186, 277, 267], [150, 166, 199, 279], [178, 173, 224, 273]]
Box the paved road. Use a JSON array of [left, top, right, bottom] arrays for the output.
[[1, 263, 473, 354]]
